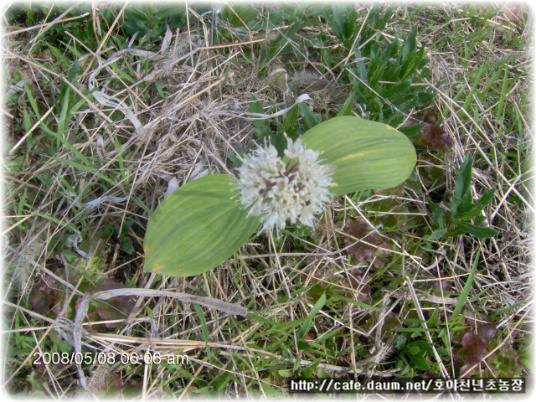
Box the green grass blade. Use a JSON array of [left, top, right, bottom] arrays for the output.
[[451, 249, 480, 320]]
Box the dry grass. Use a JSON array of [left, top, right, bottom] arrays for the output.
[[2, 2, 533, 398]]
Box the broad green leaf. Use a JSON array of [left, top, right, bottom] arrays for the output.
[[144, 174, 260, 277], [301, 116, 416, 196]]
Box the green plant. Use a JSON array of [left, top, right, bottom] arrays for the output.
[[328, 6, 435, 126], [143, 116, 416, 277], [120, 4, 190, 42], [4, 3, 531, 397], [220, 4, 259, 28], [426, 154, 498, 240]]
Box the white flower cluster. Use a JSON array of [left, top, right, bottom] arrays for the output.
[[236, 138, 334, 235]]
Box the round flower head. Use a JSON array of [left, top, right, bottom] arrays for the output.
[[236, 138, 334, 235]]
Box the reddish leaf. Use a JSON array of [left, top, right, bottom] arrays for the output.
[[90, 279, 137, 328], [343, 271, 371, 301], [452, 315, 499, 374], [109, 372, 124, 390], [373, 183, 405, 197], [29, 278, 61, 315], [434, 277, 452, 291], [323, 268, 338, 284], [423, 110, 438, 125], [304, 333, 316, 343], [462, 310, 490, 329], [476, 322, 497, 342], [417, 112, 452, 151], [453, 333, 486, 365], [461, 332, 488, 363], [29, 283, 51, 315], [342, 219, 390, 268], [101, 371, 141, 397]]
